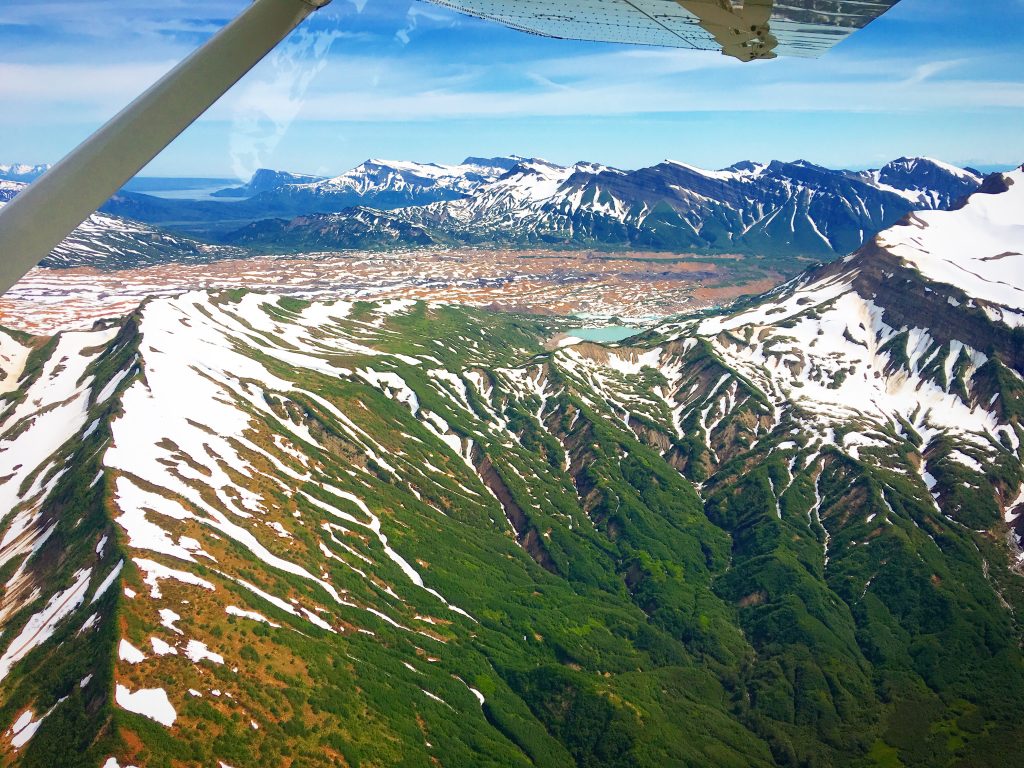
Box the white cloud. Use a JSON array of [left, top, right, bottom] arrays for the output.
[[395, 4, 459, 46], [198, 49, 1024, 122], [0, 61, 178, 113]]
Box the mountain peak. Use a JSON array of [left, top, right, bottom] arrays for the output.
[[504, 157, 563, 172], [661, 159, 746, 181], [850, 156, 983, 209], [884, 155, 983, 181], [358, 158, 450, 175], [211, 168, 327, 198], [723, 160, 767, 174]]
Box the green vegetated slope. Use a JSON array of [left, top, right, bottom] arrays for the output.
[[0, 281, 1020, 768]]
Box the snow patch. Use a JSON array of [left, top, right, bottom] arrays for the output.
[[118, 639, 147, 664], [115, 684, 176, 726]]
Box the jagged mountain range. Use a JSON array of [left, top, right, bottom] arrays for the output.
[[227, 157, 525, 208], [0, 165, 49, 184], [220, 156, 982, 257], [2, 156, 984, 269], [93, 157, 531, 237], [0, 167, 1020, 767]]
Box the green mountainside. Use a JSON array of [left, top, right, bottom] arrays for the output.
[[0, 176, 1022, 767]]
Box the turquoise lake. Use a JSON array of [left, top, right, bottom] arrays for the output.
[[572, 326, 642, 343]]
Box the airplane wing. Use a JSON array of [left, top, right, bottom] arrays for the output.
[[424, 0, 903, 61]]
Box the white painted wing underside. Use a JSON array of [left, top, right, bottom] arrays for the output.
[[423, 0, 902, 58]]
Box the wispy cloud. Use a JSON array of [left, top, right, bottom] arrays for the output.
[[395, 5, 458, 45], [202, 48, 1023, 122], [902, 59, 966, 86], [228, 24, 345, 180]]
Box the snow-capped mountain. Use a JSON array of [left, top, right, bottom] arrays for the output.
[[43, 213, 248, 269], [246, 157, 524, 211], [1, 182, 246, 270], [664, 165, 1024, 492], [407, 156, 983, 254], [0, 181, 23, 203], [0, 163, 49, 183], [413, 158, 620, 226], [849, 156, 983, 209], [0, 167, 1021, 767], [304, 157, 520, 197], [873, 170, 1024, 318], [237, 156, 983, 257]]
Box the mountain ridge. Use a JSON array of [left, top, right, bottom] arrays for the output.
[[211, 169, 328, 199], [221, 156, 983, 258]]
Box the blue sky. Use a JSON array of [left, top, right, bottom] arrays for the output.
[[0, 0, 1021, 179]]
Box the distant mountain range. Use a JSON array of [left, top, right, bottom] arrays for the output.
[[92, 157, 531, 236], [218, 157, 524, 207], [0, 163, 49, 183], [221, 156, 983, 257], [0, 155, 987, 269], [1, 166, 1021, 768]]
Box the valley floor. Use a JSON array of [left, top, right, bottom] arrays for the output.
[[0, 247, 785, 335]]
